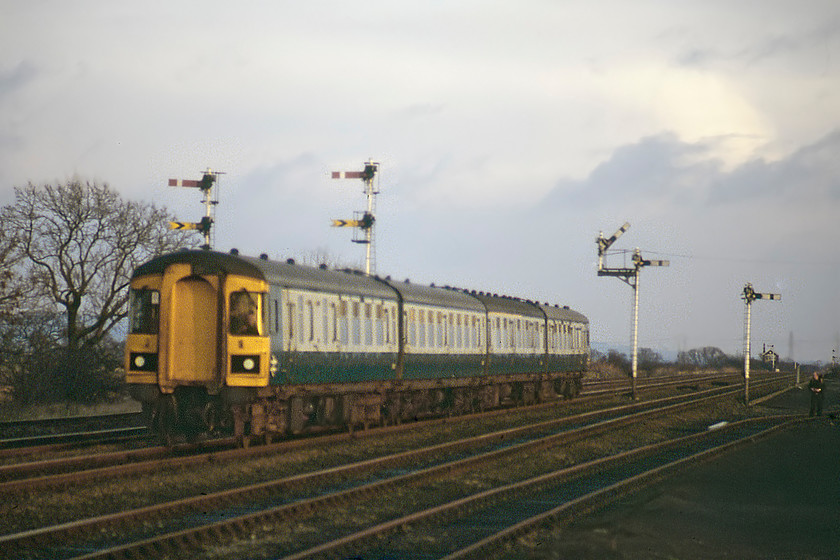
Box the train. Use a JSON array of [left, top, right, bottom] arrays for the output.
[[124, 249, 589, 444]]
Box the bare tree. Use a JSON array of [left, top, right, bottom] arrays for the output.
[[1, 180, 195, 399], [638, 347, 664, 375], [677, 346, 731, 369], [0, 225, 24, 315]]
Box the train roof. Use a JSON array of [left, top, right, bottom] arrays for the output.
[[471, 292, 546, 319], [384, 280, 486, 312], [471, 292, 588, 324], [537, 302, 589, 325], [237, 255, 398, 301], [132, 250, 588, 324], [132, 250, 398, 301], [132, 249, 264, 280]]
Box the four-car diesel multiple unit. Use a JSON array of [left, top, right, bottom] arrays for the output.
[[125, 249, 589, 443]]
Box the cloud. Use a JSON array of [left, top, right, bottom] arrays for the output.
[[0, 60, 37, 99], [531, 129, 840, 360], [709, 129, 840, 205], [545, 129, 840, 213], [545, 133, 721, 211]]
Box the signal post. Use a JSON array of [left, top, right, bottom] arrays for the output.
[[741, 283, 781, 404], [331, 160, 380, 275], [597, 223, 669, 400], [168, 169, 223, 250]]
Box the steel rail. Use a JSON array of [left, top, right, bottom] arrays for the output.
[[442, 417, 807, 560], [1, 383, 738, 554], [0, 371, 759, 493], [3, 379, 788, 559], [289, 416, 804, 560]]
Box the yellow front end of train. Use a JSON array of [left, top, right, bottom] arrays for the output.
[[125, 255, 269, 438]]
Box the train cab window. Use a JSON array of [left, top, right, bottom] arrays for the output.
[[129, 289, 159, 334], [230, 290, 263, 336]]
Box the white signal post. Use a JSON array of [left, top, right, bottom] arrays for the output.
[[168, 168, 223, 250], [741, 283, 781, 404], [597, 223, 669, 400], [331, 160, 380, 275]]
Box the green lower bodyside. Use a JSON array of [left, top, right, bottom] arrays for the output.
[[270, 351, 586, 385]]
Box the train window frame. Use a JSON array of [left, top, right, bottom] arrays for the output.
[[408, 308, 417, 347], [330, 302, 338, 343], [297, 296, 305, 345], [364, 303, 373, 347], [352, 301, 361, 346], [322, 298, 328, 345], [129, 288, 160, 335], [428, 310, 436, 349], [375, 305, 384, 347], [338, 300, 348, 345], [285, 300, 295, 344], [230, 290, 263, 336]]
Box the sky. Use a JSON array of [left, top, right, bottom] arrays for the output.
[[2, 1, 839, 363]]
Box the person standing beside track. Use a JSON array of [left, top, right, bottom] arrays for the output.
[[808, 372, 825, 416]]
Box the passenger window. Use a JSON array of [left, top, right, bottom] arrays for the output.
[[230, 290, 261, 336], [352, 302, 361, 345], [308, 300, 315, 341], [339, 301, 348, 345]]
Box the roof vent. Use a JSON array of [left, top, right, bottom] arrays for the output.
[[319, 263, 328, 270], [230, 248, 239, 255], [260, 253, 268, 260], [563, 305, 570, 309], [286, 258, 295, 265]]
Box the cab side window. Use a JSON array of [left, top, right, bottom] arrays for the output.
[[230, 290, 261, 336], [129, 289, 159, 334]]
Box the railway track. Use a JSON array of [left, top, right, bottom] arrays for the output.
[[326, 416, 802, 560], [0, 372, 747, 489], [0, 374, 794, 559], [0, 412, 144, 443]]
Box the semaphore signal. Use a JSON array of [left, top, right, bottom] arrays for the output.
[[168, 169, 223, 250], [741, 283, 781, 404], [596, 223, 669, 399], [331, 160, 380, 275]]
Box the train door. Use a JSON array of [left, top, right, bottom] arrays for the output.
[[166, 274, 219, 385]]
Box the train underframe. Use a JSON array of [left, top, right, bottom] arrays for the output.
[[133, 371, 583, 446]]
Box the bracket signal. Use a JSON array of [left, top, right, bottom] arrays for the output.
[[331, 160, 380, 275], [596, 223, 669, 399], [168, 168, 223, 250]]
